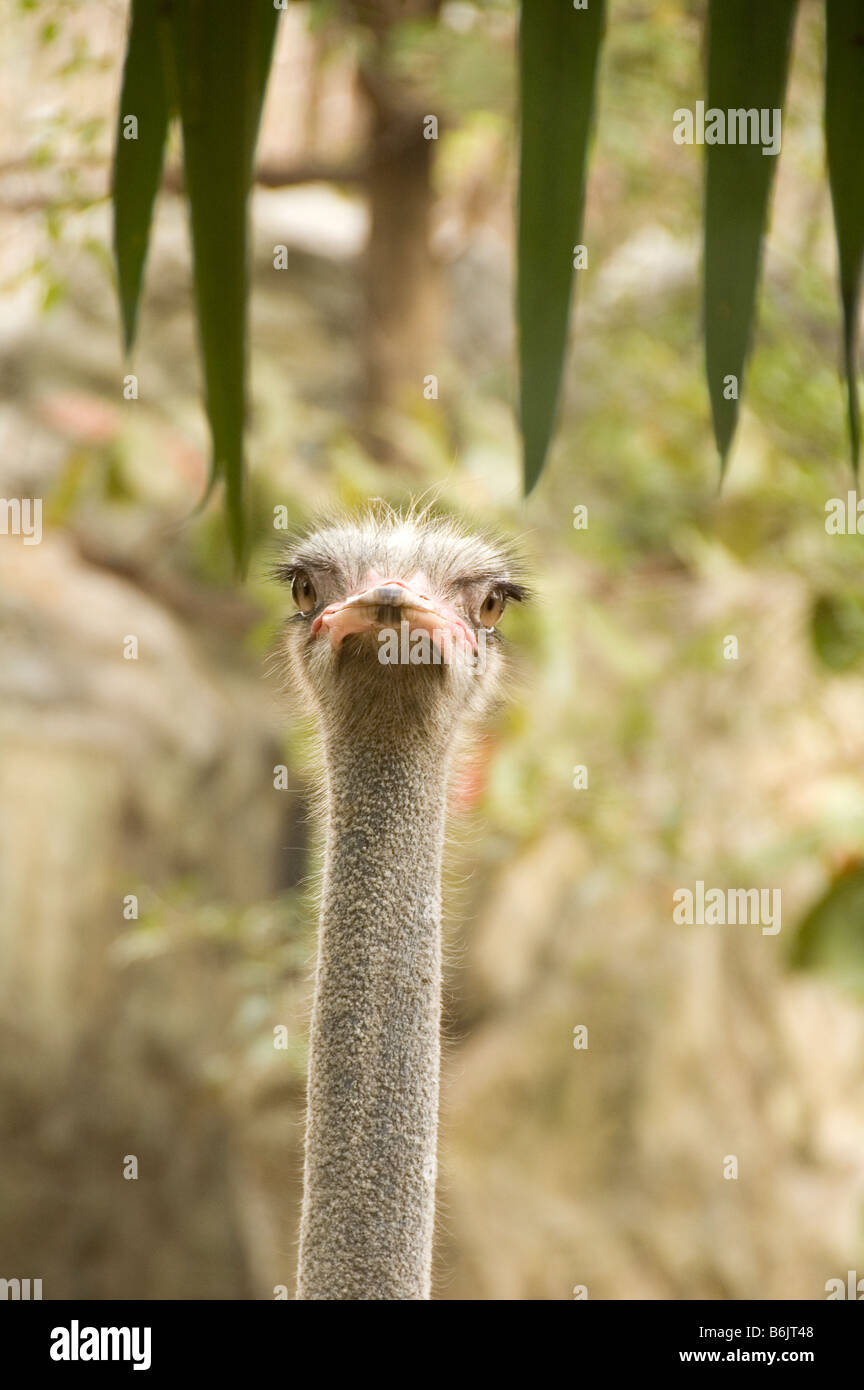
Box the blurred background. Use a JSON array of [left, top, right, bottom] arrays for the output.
[[2, 0, 864, 1300]]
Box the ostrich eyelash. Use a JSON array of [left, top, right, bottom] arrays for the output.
[[273, 562, 301, 586], [273, 557, 338, 586], [494, 579, 529, 603], [453, 576, 529, 604]]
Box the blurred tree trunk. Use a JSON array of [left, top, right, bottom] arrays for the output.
[[354, 0, 442, 459]]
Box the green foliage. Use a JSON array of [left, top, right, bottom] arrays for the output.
[[112, 0, 170, 352], [111, 0, 280, 571], [516, 0, 863, 489], [825, 0, 864, 475], [107, 2, 864, 548], [169, 0, 279, 572], [789, 863, 864, 991], [811, 592, 864, 672], [517, 0, 605, 493], [703, 0, 797, 470]]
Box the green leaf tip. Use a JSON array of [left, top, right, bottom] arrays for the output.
[[112, 0, 171, 355]]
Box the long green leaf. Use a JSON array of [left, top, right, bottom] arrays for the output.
[[704, 0, 797, 471], [826, 0, 864, 476], [167, 0, 280, 570], [517, 0, 605, 494], [112, 0, 171, 353]]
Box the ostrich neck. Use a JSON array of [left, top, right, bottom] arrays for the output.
[[296, 728, 451, 1300]]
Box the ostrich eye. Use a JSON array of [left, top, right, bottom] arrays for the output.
[[479, 588, 506, 628], [291, 572, 317, 614]]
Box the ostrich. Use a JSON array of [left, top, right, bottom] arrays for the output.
[[279, 508, 526, 1300]]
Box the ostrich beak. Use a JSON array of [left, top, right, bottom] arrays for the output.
[[311, 574, 476, 653]]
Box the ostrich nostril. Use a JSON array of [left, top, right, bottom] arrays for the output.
[[371, 586, 409, 623], [371, 585, 407, 606]]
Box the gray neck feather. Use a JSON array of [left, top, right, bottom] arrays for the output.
[[296, 729, 450, 1300]]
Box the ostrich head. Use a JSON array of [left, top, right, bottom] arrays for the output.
[[278, 508, 526, 745]]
